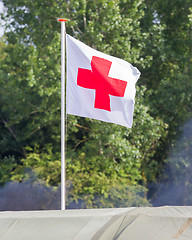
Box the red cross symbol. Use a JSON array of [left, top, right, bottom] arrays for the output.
[[77, 56, 127, 111]]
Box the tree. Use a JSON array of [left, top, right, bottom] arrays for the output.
[[142, 0, 192, 138], [140, 0, 192, 203], [3, 0, 189, 208]]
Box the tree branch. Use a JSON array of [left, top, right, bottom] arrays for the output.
[[1, 117, 26, 157]]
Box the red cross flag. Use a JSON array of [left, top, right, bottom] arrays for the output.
[[66, 35, 141, 128]]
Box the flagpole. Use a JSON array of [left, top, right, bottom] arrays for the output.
[[58, 18, 67, 210]]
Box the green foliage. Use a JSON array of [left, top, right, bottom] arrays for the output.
[[65, 86, 165, 207], [68, 181, 150, 208], [143, 0, 192, 128], [0, 0, 191, 208], [11, 145, 61, 186], [0, 156, 17, 186], [0, 34, 61, 157], [93, 184, 151, 208]]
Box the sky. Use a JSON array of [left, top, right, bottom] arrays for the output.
[[0, 2, 5, 37]]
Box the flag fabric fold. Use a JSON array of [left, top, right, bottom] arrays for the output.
[[66, 34, 141, 128]]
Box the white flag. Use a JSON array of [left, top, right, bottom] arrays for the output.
[[66, 34, 141, 128]]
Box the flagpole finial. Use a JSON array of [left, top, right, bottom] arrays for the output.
[[57, 18, 68, 22]]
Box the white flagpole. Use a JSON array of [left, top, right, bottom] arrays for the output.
[[58, 18, 67, 210]]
